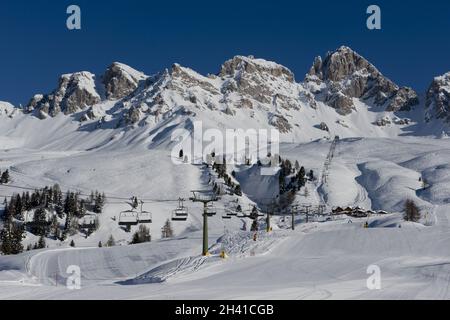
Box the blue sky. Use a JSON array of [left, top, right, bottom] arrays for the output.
[[1, 0, 449, 105]]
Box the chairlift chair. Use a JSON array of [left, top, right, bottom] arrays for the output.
[[138, 211, 152, 223], [118, 210, 139, 226], [172, 198, 189, 222], [226, 210, 238, 217], [206, 203, 217, 217], [172, 208, 188, 221]]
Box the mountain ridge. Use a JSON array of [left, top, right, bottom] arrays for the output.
[[1, 46, 449, 149]]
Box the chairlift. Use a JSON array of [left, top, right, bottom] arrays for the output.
[[138, 211, 152, 223], [118, 210, 139, 226], [206, 203, 217, 217], [137, 201, 152, 223], [172, 198, 189, 222], [225, 208, 238, 217]]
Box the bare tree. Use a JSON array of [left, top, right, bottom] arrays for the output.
[[404, 199, 421, 222]]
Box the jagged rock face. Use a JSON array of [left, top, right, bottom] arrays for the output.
[[426, 72, 450, 123], [121, 57, 304, 132], [125, 106, 142, 125], [102, 62, 146, 99], [318, 122, 329, 132], [19, 50, 430, 136], [269, 113, 292, 133], [26, 72, 101, 116], [219, 56, 298, 109], [170, 64, 220, 95], [385, 87, 419, 112], [306, 46, 419, 114]]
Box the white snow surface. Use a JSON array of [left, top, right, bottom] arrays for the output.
[[1, 57, 450, 300], [1, 133, 450, 299]]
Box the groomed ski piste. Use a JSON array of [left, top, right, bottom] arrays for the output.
[[2, 131, 450, 299]]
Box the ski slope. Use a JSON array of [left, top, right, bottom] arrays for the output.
[[2, 135, 450, 299]]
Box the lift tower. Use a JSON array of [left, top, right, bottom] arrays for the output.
[[190, 190, 220, 256]]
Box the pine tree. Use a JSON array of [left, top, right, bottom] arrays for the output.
[[106, 235, 115, 247], [0, 219, 24, 255], [295, 160, 300, 172], [1, 198, 10, 223], [64, 192, 77, 216], [31, 208, 49, 236], [0, 169, 10, 184], [79, 199, 87, 217], [70, 240, 75, 247], [12, 222, 24, 254], [131, 225, 151, 244], [13, 194, 24, 220], [37, 235, 46, 249], [161, 219, 174, 239], [98, 241, 102, 248], [23, 192, 31, 211], [131, 232, 140, 244], [234, 184, 242, 196], [50, 214, 59, 238], [298, 166, 306, 187], [94, 192, 105, 213], [68, 217, 79, 236], [0, 224, 12, 254], [53, 184, 63, 207]]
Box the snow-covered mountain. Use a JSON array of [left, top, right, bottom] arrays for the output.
[[305, 46, 419, 114], [426, 72, 450, 123], [3, 47, 450, 300], [1, 46, 449, 151], [25, 62, 146, 119]]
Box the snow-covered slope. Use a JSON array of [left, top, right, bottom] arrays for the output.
[[2, 47, 450, 300]]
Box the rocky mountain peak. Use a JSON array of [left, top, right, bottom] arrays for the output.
[[426, 72, 450, 123], [102, 62, 147, 99], [306, 46, 419, 115], [25, 63, 146, 119], [314, 46, 378, 82], [26, 71, 101, 118], [217, 55, 298, 109], [219, 55, 294, 83]]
